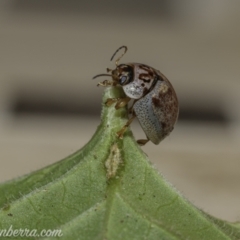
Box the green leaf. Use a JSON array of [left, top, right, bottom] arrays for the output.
[[0, 86, 239, 240]]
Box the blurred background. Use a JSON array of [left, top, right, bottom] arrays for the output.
[[0, 0, 240, 222]]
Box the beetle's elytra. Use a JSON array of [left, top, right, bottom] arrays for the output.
[[93, 46, 179, 145]]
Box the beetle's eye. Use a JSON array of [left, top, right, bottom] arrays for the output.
[[120, 75, 128, 85]]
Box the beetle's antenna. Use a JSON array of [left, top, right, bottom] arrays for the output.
[[92, 73, 112, 79], [110, 46, 128, 66]]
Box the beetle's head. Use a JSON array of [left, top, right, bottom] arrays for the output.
[[111, 64, 133, 86]]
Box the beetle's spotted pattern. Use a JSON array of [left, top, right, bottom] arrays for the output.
[[93, 46, 179, 145]]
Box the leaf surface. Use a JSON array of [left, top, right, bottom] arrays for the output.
[[0, 87, 239, 240]]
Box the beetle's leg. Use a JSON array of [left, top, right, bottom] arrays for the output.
[[116, 114, 136, 139], [105, 97, 131, 108], [137, 138, 149, 146], [105, 98, 118, 106], [115, 97, 131, 109], [97, 80, 116, 87]]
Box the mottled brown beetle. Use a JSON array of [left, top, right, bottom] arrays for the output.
[[93, 46, 179, 145]]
